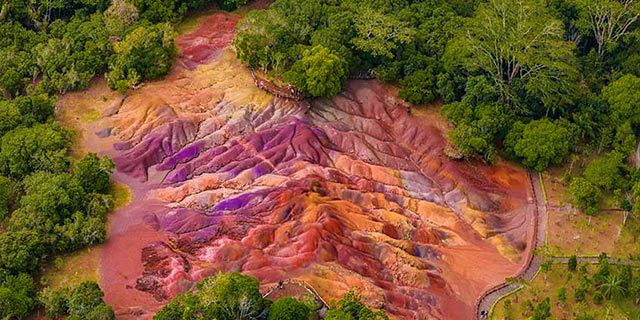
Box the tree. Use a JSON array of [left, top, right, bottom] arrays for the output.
[[268, 297, 311, 320], [67, 281, 112, 318], [569, 177, 602, 215], [0, 99, 22, 137], [12, 94, 55, 125], [39, 287, 70, 319], [19, 172, 86, 223], [0, 175, 17, 221], [350, 6, 413, 59], [131, 0, 189, 23], [0, 275, 35, 319], [324, 290, 388, 320], [540, 260, 552, 281], [105, 0, 139, 27], [0, 229, 47, 272], [217, 0, 247, 11], [557, 286, 567, 304], [107, 24, 177, 92], [233, 9, 293, 73], [39, 282, 113, 320], [55, 211, 107, 251], [198, 272, 270, 320], [600, 273, 626, 299], [505, 119, 572, 171], [398, 69, 438, 105], [568, 255, 578, 272], [444, 0, 578, 114], [74, 153, 115, 194], [442, 75, 513, 161], [603, 74, 640, 127], [153, 292, 202, 320], [532, 297, 551, 320], [284, 45, 347, 97], [583, 151, 626, 192], [0, 123, 71, 179], [574, 0, 640, 54]]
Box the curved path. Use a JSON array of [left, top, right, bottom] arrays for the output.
[[476, 170, 546, 318], [476, 171, 639, 319]]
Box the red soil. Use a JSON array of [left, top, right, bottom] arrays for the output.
[[57, 10, 535, 320], [175, 12, 241, 70]]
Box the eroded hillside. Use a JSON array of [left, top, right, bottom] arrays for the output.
[[58, 11, 535, 319]]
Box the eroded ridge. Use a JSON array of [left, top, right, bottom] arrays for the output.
[[99, 45, 534, 318], [52, 11, 539, 319]]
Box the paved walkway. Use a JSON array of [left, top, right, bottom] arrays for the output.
[[476, 171, 639, 319]]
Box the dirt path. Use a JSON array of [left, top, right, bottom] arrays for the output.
[[476, 171, 639, 319]]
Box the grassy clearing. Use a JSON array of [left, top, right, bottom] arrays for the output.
[[40, 246, 101, 290], [176, 12, 208, 34], [175, 3, 220, 35], [111, 181, 132, 209], [543, 170, 639, 258], [491, 264, 640, 320]]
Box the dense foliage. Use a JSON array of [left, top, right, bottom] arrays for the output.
[[268, 297, 311, 320], [0, 1, 251, 318], [153, 272, 271, 320], [233, 0, 475, 99], [155, 272, 387, 320], [107, 23, 177, 92], [39, 281, 114, 320]]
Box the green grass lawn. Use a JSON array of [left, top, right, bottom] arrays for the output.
[[491, 264, 640, 320], [544, 169, 640, 259]]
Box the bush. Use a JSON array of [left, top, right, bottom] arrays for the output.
[[505, 119, 572, 171], [74, 153, 115, 194], [284, 45, 348, 98], [583, 151, 626, 192], [268, 297, 311, 320], [568, 255, 578, 272], [0, 123, 72, 179], [0, 273, 36, 320], [569, 177, 601, 215], [107, 24, 177, 92]]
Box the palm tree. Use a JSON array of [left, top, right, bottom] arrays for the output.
[[599, 273, 626, 300]]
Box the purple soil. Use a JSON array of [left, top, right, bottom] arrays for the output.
[[58, 11, 535, 320]]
